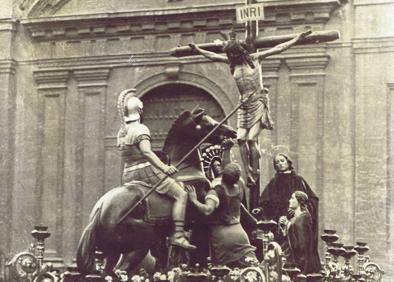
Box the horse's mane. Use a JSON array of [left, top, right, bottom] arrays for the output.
[[162, 111, 192, 154]]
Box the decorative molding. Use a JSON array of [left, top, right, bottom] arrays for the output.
[[261, 59, 281, 73], [134, 70, 235, 117], [104, 136, 117, 149], [21, 9, 235, 41], [0, 59, 17, 75], [285, 54, 330, 72], [387, 83, 394, 90], [19, 0, 72, 17], [21, 53, 288, 77], [33, 69, 69, 90], [353, 0, 393, 6], [0, 19, 18, 32], [73, 68, 110, 88], [20, 0, 345, 42], [260, 0, 344, 24], [353, 37, 394, 54], [165, 63, 181, 80]]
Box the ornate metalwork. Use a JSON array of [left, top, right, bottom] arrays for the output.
[[5, 224, 385, 282], [6, 225, 59, 282], [320, 230, 385, 282]]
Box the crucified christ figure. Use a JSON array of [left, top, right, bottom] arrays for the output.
[[189, 30, 312, 186]]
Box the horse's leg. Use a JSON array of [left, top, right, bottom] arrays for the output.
[[103, 252, 120, 277], [150, 237, 170, 272], [117, 249, 152, 274], [189, 223, 210, 267]]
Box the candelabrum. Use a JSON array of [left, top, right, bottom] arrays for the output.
[[321, 229, 339, 277], [341, 246, 357, 279], [281, 263, 301, 282], [320, 231, 384, 282], [6, 225, 59, 282], [354, 242, 370, 278], [255, 220, 278, 254], [31, 225, 51, 269], [253, 219, 283, 282], [352, 241, 386, 282], [327, 242, 346, 280]]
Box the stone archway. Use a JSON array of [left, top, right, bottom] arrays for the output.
[[139, 83, 225, 151]]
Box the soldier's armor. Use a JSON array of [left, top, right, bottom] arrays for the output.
[[118, 122, 172, 194]]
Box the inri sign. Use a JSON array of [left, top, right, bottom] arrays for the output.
[[236, 3, 265, 23]]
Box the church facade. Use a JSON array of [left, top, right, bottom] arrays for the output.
[[0, 0, 393, 279]]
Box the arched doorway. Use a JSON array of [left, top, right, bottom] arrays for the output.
[[140, 83, 225, 150]]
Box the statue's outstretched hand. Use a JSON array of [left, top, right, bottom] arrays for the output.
[[279, 216, 288, 226], [163, 165, 178, 175], [221, 138, 235, 150], [185, 185, 197, 202], [188, 43, 197, 50]]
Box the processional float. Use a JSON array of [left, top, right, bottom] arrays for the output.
[[6, 225, 385, 282]]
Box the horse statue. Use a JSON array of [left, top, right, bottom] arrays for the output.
[[76, 107, 237, 277]]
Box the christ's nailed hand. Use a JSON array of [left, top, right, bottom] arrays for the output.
[[300, 30, 312, 39]]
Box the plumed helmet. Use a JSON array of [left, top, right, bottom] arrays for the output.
[[124, 96, 143, 122]]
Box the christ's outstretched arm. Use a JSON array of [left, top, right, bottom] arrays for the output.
[[252, 30, 312, 61], [189, 43, 229, 63]]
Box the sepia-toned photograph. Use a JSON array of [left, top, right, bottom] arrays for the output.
[[0, 0, 393, 281]]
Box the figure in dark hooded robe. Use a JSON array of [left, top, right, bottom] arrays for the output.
[[256, 153, 319, 246], [279, 191, 322, 274]]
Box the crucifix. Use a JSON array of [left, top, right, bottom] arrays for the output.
[[171, 0, 339, 210]]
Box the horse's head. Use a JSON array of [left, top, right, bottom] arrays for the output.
[[191, 107, 236, 143], [163, 107, 236, 155]]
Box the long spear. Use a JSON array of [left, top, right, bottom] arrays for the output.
[[117, 98, 249, 224]]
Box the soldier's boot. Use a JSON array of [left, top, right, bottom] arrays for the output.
[[171, 197, 196, 250], [171, 221, 196, 250]]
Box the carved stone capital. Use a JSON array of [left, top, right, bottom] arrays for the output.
[[33, 69, 69, 90], [387, 83, 394, 90], [73, 68, 110, 88], [0, 19, 18, 32], [261, 59, 282, 74], [0, 59, 17, 75], [285, 54, 330, 75], [165, 63, 181, 80]]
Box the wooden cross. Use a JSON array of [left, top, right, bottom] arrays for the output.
[[244, 0, 259, 53], [170, 0, 339, 57]]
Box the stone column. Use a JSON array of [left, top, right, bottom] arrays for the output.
[[285, 52, 329, 242], [388, 82, 394, 278], [33, 69, 70, 260], [73, 68, 110, 256], [0, 58, 16, 271], [260, 59, 281, 187], [0, 17, 17, 279]]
